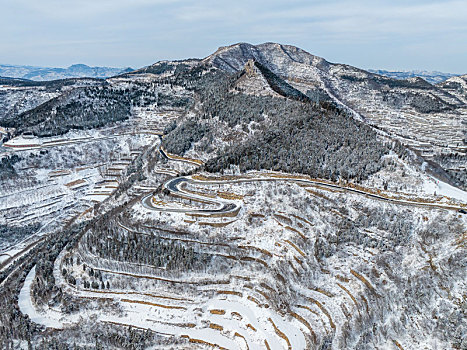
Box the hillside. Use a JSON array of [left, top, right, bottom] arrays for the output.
[[199, 43, 467, 189], [0, 43, 465, 350]]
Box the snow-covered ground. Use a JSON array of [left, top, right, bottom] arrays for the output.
[[36, 152, 465, 349], [423, 175, 467, 202], [3, 47, 466, 348], [0, 110, 172, 265], [19, 266, 66, 329]]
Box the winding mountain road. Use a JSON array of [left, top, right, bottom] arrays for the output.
[[142, 176, 238, 214], [142, 173, 467, 215], [144, 135, 467, 214]]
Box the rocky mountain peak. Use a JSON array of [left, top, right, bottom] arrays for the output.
[[203, 42, 331, 74], [244, 59, 258, 77]]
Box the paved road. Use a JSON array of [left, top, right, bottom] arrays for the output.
[[142, 176, 238, 214], [143, 173, 467, 215], [145, 135, 466, 214]]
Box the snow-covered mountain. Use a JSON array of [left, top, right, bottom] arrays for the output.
[[0, 43, 466, 350], [201, 42, 467, 188], [0, 63, 133, 81]]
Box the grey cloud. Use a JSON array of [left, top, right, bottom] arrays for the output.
[[0, 0, 465, 73]]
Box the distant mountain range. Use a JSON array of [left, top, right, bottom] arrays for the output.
[[367, 69, 459, 84], [0, 63, 133, 81], [1, 63, 459, 85]]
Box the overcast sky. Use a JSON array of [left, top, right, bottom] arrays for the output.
[[1, 0, 466, 73]]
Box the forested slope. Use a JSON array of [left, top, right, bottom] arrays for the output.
[[163, 64, 389, 182], [1, 80, 192, 137], [1, 86, 131, 137]]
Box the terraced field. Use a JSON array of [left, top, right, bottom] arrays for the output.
[[15, 136, 466, 349]]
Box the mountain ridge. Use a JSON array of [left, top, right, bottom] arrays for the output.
[[368, 68, 460, 84], [0, 63, 134, 81], [1, 42, 466, 189]]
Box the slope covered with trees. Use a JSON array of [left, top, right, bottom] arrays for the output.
[[1, 81, 192, 137], [205, 106, 386, 181], [2, 86, 131, 137], [164, 64, 388, 182]]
